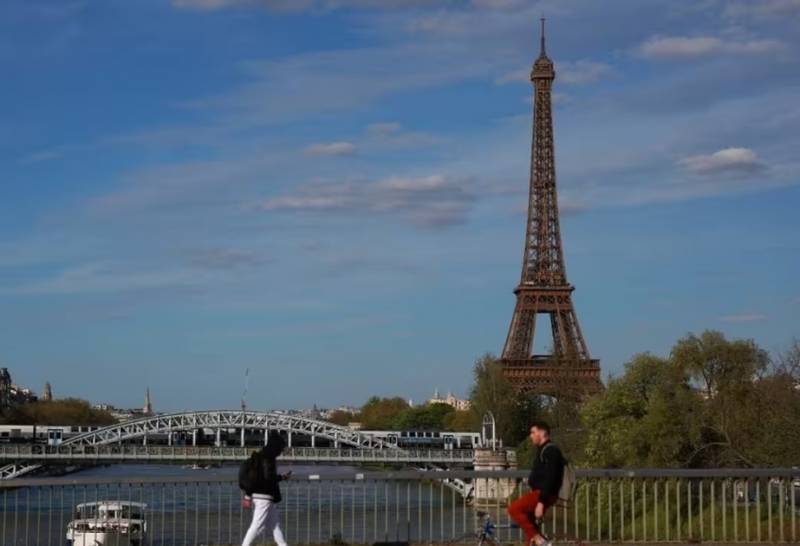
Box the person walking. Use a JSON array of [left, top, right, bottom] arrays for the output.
[[507, 420, 565, 546], [242, 430, 292, 546]]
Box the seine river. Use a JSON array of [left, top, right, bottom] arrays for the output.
[[2, 464, 510, 546]]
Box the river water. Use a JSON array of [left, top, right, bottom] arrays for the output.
[[1, 464, 515, 546]]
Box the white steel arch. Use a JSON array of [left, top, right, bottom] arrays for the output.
[[1, 410, 396, 479], [64, 410, 394, 449]]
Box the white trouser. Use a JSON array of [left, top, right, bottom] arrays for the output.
[[242, 497, 288, 546]]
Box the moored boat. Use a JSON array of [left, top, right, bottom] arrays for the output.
[[65, 500, 147, 545]]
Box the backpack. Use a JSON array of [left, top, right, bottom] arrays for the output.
[[238, 451, 262, 493], [542, 443, 577, 504]]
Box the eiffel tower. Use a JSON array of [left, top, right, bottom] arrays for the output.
[[500, 20, 602, 396]]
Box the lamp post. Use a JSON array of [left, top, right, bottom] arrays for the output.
[[481, 411, 497, 451]]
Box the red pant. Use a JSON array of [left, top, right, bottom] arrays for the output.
[[507, 489, 557, 541]]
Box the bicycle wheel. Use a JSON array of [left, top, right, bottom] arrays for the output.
[[480, 534, 503, 546], [445, 531, 480, 546]]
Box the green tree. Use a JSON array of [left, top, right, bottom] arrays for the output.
[[442, 409, 477, 432], [326, 409, 356, 427], [581, 331, 798, 469], [357, 397, 409, 430], [469, 354, 512, 434], [2, 399, 116, 426], [393, 403, 454, 430], [469, 354, 541, 446], [671, 330, 768, 398], [754, 339, 800, 466], [747, 372, 800, 466], [775, 338, 800, 385], [581, 353, 701, 468], [672, 331, 771, 467]]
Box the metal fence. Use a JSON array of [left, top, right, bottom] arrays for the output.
[[1, 468, 798, 545], [0, 445, 476, 465]]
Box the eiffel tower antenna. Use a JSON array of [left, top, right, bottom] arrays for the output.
[[241, 368, 249, 412], [540, 17, 546, 56]]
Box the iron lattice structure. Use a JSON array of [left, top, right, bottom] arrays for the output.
[[0, 410, 395, 479], [0, 410, 481, 480], [500, 21, 602, 396]]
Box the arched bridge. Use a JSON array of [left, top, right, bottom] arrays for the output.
[[0, 410, 482, 480], [61, 410, 395, 449]]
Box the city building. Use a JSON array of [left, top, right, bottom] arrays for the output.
[[319, 405, 360, 420], [0, 367, 38, 411], [42, 381, 53, 401], [428, 388, 471, 411], [0, 368, 11, 412], [143, 387, 152, 415], [93, 388, 156, 422]]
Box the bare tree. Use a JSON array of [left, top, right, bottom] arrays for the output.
[[774, 338, 800, 385]]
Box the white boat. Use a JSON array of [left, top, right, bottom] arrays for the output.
[[66, 500, 147, 545]]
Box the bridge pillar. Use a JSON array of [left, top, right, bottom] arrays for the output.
[[264, 428, 268, 446], [215, 429, 221, 447], [287, 430, 293, 447], [471, 448, 517, 505], [311, 426, 316, 448], [240, 427, 245, 447], [192, 430, 197, 446], [334, 432, 339, 449]]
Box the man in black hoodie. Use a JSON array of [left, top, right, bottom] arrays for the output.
[[507, 420, 564, 546], [242, 430, 291, 546]]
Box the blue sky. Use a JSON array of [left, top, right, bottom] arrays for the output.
[[1, 0, 798, 412]]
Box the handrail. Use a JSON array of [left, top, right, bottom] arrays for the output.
[[3, 467, 799, 489]]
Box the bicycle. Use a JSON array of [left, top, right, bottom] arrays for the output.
[[449, 509, 580, 546], [448, 510, 521, 546]]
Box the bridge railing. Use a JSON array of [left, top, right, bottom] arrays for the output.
[[0, 444, 475, 463], [1, 469, 798, 545]]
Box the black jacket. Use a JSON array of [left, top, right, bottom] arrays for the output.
[[250, 435, 285, 502], [527, 441, 565, 499]]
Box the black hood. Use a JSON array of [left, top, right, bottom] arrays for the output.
[[263, 430, 285, 457]]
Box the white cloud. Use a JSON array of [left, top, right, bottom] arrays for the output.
[[402, 0, 559, 39], [364, 122, 442, 148], [188, 248, 270, 270], [177, 43, 499, 129], [367, 122, 402, 136], [495, 68, 528, 85], [304, 141, 357, 156], [19, 149, 63, 165], [724, 0, 800, 20], [16, 263, 207, 295], [679, 147, 766, 175], [260, 175, 474, 227], [90, 157, 273, 214], [639, 36, 784, 59], [173, 0, 453, 11], [720, 313, 768, 323], [470, 0, 529, 8], [173, 0, 245, 9], [378, 175, 448, 191], [552, 92, 570, 105], [558, 60, 611, 85]]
